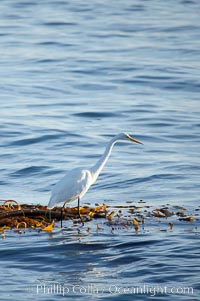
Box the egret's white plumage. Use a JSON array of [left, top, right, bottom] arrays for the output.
[[48, 133, 143, 210], [48, 168, 92, 209]]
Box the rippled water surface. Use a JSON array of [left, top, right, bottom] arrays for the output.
[[0, 0, 200, 300]]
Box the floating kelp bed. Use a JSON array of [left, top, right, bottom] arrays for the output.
[[0, 199, 199, 237]]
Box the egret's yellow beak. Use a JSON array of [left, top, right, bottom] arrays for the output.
[[128, 135, 143, 145]]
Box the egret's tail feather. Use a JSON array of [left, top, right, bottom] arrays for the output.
[[48, 197, 57, 209]]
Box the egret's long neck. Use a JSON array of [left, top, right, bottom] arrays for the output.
[[90, 137, 117, 182]]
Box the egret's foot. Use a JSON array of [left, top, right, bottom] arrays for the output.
[[77, 202, 84, 226], [78, 214, 84, 227], [76, 196, 85, 225], [45, 209, 52, 223]]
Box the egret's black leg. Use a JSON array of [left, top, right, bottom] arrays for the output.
[[49, 209, 51, 223], [61, 201, 67, 228], [77, 196, 81, 218], [77, 197, 84, 226], [61, 207, 63, 228]]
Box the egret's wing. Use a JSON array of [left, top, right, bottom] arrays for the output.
[[48, 168, 91, 208]]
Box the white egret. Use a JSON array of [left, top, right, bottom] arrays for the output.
[[48, 133, 143, 225]]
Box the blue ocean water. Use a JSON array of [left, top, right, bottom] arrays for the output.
[[0, 0, 200, 300]]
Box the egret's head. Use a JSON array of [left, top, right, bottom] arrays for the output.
[[117, 132, 143, 145]]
